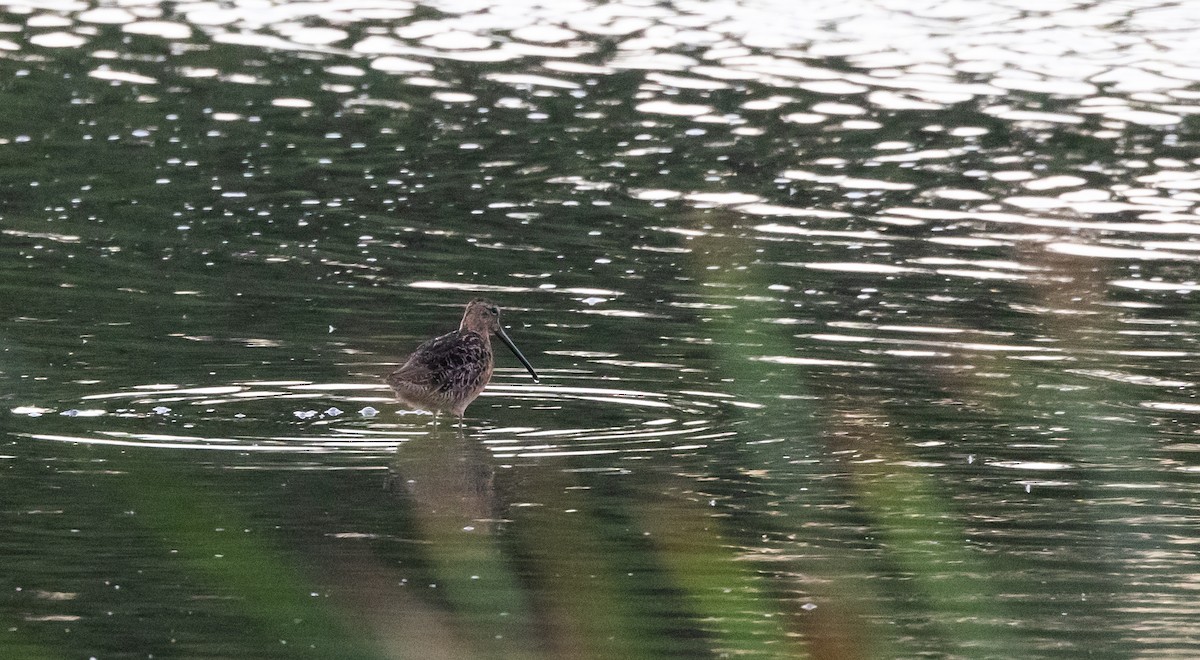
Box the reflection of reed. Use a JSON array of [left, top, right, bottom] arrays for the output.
[[686, 218, 876, 660], [676, 215, 1154, 657], [680, 207, 1099, 657], [1005, 243, 1150, 648]]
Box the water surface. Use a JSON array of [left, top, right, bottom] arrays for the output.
[[4, 1, 1200, 657]]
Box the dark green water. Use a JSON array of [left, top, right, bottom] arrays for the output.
[[4, 1, 1200, 658]]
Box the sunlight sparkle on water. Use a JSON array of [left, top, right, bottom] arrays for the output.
[[7, 1, 1200, 656]]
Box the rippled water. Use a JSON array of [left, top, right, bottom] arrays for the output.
[[4, 0, 1200, 657]]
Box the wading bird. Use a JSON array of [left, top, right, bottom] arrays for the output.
[[386, 298, 539, 421]]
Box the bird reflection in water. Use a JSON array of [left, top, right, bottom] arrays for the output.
[[384, 427, 500, 534]]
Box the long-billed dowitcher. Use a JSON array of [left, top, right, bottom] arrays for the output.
[[386, 298, 539, 420]]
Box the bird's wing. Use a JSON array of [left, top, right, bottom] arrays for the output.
[[387, 331, 491, 393]]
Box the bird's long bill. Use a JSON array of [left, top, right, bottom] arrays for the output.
[[495, 327, 540, 382]]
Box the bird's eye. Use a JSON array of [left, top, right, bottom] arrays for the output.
[[488, 307, 499, 316]]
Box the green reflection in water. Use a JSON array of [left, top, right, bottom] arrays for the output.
[[2, 439, 385, 658], [690, 215, 1028, 658], [3, 0, 1200, 657]]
